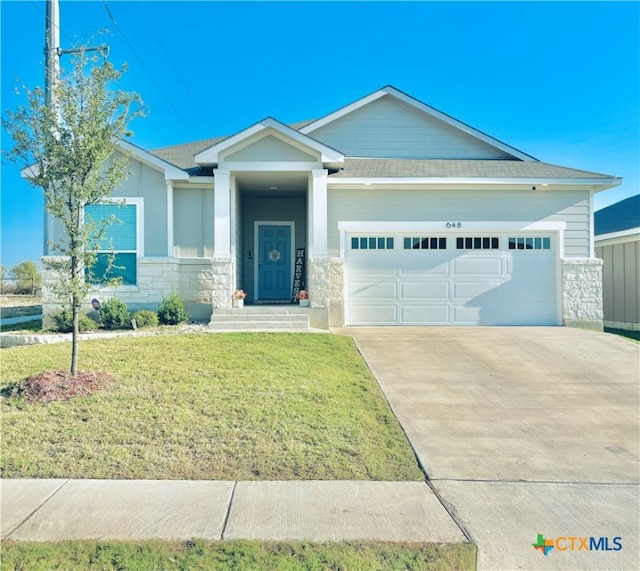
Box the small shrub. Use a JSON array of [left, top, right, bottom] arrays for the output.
[[157, 291, 189, 325], [99, 298, 131, 330], [52, 309, 98, 333], [132, 309, 159, 328]]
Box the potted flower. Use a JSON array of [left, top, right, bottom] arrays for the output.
[[233, 289, 247, 308], [297, 290, 309, 307]]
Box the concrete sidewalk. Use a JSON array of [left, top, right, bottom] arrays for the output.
[[1, 479, 467, 543]]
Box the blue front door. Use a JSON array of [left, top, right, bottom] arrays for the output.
[[258, 224, 292, 300]]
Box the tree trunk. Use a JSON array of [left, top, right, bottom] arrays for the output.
[[71, 297, 79, 377]]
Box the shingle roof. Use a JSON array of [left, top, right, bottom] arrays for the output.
[[149, 127, 614, 182], [329, 159, 614, 180], [595, 194, 640, 235], [151, 119, 316, 170]]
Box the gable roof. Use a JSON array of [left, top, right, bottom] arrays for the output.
[[193, 117, 343, 168], [595, 194, 640, 235], [300, 86, 537, 162]]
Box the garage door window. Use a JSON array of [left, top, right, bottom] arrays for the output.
[[508, 237, 551, 250], [403, 237, 447, 250], [351, 236, 395, 250], [456, 237, 500, 250]]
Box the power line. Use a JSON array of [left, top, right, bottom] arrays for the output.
[[28, 0, 170, 147], [101, 0, 199, 142], [134, 1, 216, 135]]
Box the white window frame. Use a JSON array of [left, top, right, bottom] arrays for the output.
[[85, 197, 144, 290]]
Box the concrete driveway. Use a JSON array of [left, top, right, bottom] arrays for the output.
[[345, 327, 639, 571]]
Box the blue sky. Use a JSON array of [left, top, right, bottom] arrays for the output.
[[1, 0, 639, 270]]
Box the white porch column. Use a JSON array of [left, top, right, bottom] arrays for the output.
[[309, 169, 328, 257], [166, 181, 174, 256], [213, 169, 231, 259]]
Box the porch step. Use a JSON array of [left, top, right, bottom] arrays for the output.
[[208, 306, 310, 331]]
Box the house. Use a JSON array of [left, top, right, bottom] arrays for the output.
[[595, 195, 640, 330], [42, 86, 620, 330]]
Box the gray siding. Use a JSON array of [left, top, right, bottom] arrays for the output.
[[241, 196, 306, 302], [112, 155, 168, 256], [52, 155, 169, 256], [597, 239, 640, 325], [173, 187, 214, 257], [328, 188, 591, 257], [224, 135, 318, 162], [310, 95, 511, 159]]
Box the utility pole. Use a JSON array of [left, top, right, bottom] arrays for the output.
[[43, 0, 60, 254], [43, 0, 109, 254]]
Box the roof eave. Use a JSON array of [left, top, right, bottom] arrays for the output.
[[327, 176, 621, 190]]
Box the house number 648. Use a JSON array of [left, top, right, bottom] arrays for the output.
[[446, 222, 462, 229]]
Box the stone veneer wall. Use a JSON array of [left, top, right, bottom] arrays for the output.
[[307, 257, 330, 329], [210, 259, 233, 309], [328, 257, 345, 327], [41, 256, 216, 326], [561, 258, 604, 331]]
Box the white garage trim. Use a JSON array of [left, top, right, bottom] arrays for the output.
[[340, 221, 565, 326], [338, 221, 566, 257]]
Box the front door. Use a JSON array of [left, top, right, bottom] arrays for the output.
[[257, 224, 292, 300]]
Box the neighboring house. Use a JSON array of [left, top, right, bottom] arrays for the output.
[[595, 195, 640, 330], [42, 86, 620, 330]]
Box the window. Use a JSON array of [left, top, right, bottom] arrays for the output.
[[351, 236, 394, 250], [508, 236, 551, 250], [456, 236, 499, 250], [403, 236, 447, 250], [85, 201, 140, 285]]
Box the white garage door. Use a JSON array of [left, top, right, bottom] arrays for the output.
[[345, 233, 558, 325]]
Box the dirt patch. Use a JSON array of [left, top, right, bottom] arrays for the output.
[[8, 371, 114, 403]]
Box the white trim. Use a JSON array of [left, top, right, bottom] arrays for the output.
[[310, 169, 329, 257], [327, 177, 620, 188], [338, 221, 566, 258], [218, 161, 322, 172], [166, 181, 174, 257], [253, 221, 296, 300], [589, 191, 595, 258], [340, 222, 563, 327], [92, 196, 145, 256], [300, 86, 537, 162], [213, 169, 231, 259], [595, 227, 640, 245], [195, 118, 344, 167], [116, 140, 189, 181]]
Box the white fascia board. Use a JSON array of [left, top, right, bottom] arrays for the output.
[[595, 227, 640, 245], [116, 140, 189, 181], [327, 177, 620, 188], [301, 86, 536, 162], [195, 118, 344, 167], [20, 140, 189, 181]]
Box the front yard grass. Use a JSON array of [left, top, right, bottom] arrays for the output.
[[0, 540, 476, 571], [1, 333, 424, 481]]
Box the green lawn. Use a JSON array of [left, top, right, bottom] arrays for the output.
[[605, 327, 640, 343], [1, 333, 424, 481], [0, 540, 475, 571]]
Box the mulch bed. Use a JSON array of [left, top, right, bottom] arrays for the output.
[[16, 370, 114, 403]]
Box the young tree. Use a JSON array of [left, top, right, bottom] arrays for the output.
[[10, 260, 42, 294], [2, 50, 144, 376]]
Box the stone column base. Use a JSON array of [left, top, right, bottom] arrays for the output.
[[562, 258, 603, 331]]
